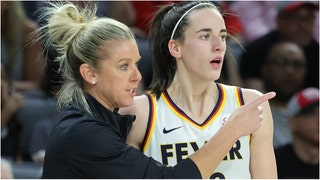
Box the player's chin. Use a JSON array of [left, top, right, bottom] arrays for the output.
[[210, 72, 221, 81]]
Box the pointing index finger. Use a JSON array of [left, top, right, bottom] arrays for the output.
[[248, 92, 276, 108]]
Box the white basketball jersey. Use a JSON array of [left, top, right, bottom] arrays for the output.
[[143, 83, 251, 179]]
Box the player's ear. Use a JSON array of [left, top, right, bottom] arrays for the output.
[[168, 39, 182, 58]]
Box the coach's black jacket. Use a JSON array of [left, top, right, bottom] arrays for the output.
[[42, 93, 201, 179]]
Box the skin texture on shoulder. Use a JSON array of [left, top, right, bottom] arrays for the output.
[[241, 88, 277, 178], [119, 94, 149, 149]]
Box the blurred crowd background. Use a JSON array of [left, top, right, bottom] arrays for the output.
[[1, 1, 319, 179]]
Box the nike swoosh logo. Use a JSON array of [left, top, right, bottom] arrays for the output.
[[163, 126, 183, 134]]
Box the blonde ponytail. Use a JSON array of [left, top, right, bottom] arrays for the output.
[[36, 1, 135, 114]]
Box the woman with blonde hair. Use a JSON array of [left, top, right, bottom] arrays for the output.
[[39, 1, 275, 178]]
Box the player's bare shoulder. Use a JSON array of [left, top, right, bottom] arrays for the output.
[[241, 88, 264, 104], [120, 94, 150, 149], [221, 84, 264, 104], [119, 94, 149, 117]]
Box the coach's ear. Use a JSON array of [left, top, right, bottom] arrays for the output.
[[168, 39, 182, 59], [80, 63, 97, 85]]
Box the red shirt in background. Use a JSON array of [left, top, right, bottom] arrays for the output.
[[131, 1, 243, 37], [131, 1, 179, 35]]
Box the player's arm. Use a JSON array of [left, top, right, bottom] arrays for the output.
[[188, 91, 276, 178], [119, 95, 149, 150], [243, 89, 278, 178], [121, 92, 276, 178]]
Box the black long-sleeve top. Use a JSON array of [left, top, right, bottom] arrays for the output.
[[42, 94, 201, 178]]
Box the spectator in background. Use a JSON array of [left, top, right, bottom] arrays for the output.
[[230, 1, 278, 43], [22, 1, 40, 23], [96, 1, 136, 27], [1, 158, 14, 179], [1, 1, 45, 93], [2, 1, 58, 163], [239, 1, 319, 91], [1, 63, 24, 162], [217, 1, 244, 86], [261, 41, 307, 148], [29, 117, 56, 166], [275, 87, 319, 179]]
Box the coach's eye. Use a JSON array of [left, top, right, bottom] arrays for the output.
[[120, 64, 129, 71]]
